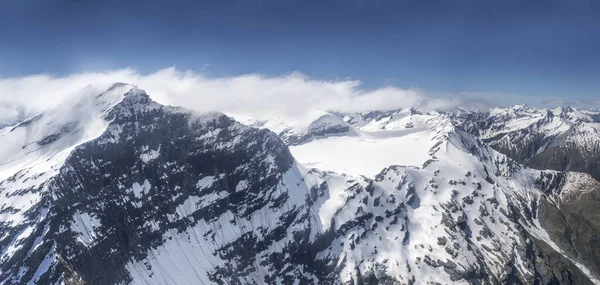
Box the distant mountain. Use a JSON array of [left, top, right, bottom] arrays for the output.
[[452, 104, 600, 181], [1, 86, 600, 284]]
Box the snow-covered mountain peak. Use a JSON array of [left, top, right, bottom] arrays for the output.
[[551, 105, 592, 123], [107, 85, 163, 119], [510, 103, 529, 111], [0, 83, 132, 170], [122, 85, 147, 98], [483, 104, 596, 128], [489, 103, 544, 119], [0, 83, 139, 227], [106, 82, 130, 91]]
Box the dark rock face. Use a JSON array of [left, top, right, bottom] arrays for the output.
[[527, 145, 600, 183], [1, 90, 320, 284], [49, 92, 294, 284], [527, 235, 594, 285], [537, 176, 600, 281]]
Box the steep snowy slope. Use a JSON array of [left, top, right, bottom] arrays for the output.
[[0, 83, 133, 283], [245, 107, 600, 284], [2, 86, 600, 285], [0, 83, 138, 283]]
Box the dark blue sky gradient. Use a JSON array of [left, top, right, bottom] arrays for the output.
[[1, 0, 600, 98]]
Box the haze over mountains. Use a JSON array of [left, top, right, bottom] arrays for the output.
[[0, 78, 599, 284]]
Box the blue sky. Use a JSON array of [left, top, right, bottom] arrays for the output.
[[1, 0, 600, 100]]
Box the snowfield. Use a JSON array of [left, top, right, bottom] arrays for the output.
[[289, 127, 434, 177]]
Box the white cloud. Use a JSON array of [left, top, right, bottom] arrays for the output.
[[0, 67, 492, 126], [0, 69, 136, 118]]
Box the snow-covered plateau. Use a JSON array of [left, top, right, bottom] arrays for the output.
[[1, 84, 600, 285]]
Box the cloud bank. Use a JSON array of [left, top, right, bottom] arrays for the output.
[[3, 67, 592, 128], [0, 68, 494, 125]]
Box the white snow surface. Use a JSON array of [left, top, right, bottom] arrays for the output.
[[140, 145, 161, 163], [289, 131, 432, 177], [131, 179, 152, 198], [70, 211, 101, 245]]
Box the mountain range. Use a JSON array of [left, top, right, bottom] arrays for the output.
[[1, 84, 600, 285]]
